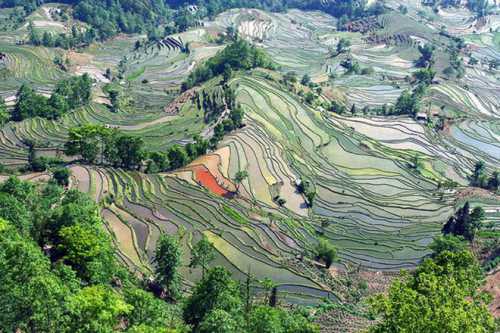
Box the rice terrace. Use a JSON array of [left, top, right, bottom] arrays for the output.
[[0, 0, 499, 332]]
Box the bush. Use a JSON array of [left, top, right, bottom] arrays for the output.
[[314, 239, 337, 268], [53, 167, 71, 186]]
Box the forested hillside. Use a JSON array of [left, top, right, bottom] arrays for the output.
[[1, 0, 383, 39]]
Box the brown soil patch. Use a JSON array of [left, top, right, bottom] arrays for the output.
[[358, 270, 398, 295], [164, 87, 198, 114], [456, 187, 500, 201], [66, 50, 92, 67], [484, 270, 500, 318]]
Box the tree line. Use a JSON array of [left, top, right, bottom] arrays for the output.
[[28, 22, 98, 49], [12, 73, 92, 121], [470, 161, 499, 192], [369, 234, 496, 332], [182, 38, 274, 90], [369, 198, 497, 332], [64, 94, 244, 173], [4, 0, 388, 44], [422, 0, 493, 18]]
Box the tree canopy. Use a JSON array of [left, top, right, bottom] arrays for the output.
[[369, 248, 495, 333]]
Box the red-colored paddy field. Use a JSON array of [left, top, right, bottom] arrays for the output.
[[192, 165, 234, 198]]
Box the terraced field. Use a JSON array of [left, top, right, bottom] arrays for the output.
[[0, 98, 205, 167], [221, 74, 456, 269], [0, 43, 68, 97], [0, 3, 499, 311], [64, 164, 332, 302]]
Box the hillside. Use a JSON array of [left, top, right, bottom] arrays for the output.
[[0, 0, 499, 332]]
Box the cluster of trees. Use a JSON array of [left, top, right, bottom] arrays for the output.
[[296, 178, 317, 207], [195, 84, 237, 124], [392, 84, 427, 117], [470, 161, 499, 192], [341, 57, 375, 75], [422, 0, 493, 17], [416, 43, 435, 68], [65, 124, 146, 170], [154, 232, 320, 333], [0, 97, 8, 126], [443, 38, 466, 79], [182, 38, 274, 90], [369, 236, 496, 332], [12, 74, 92, 121], [0, 175, 320, 332], [382, 46, 438, 118], [4, 0, 389, 43], [413, 67, 436, 85], [442, 202, 485, 241], [314, 238, 337, 268], [0, 176, 186, 332], [28, 23, 96, 49], [65, 99, 243, 173]]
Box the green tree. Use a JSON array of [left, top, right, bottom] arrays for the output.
[[369, 250, 495, 333], [146, 151, 170, 173], [198, 309, 241, 333], [429, 235, 467, 255], [487, 171, 499, 192], [0, 97, 9, 126], [443, 202, 485, 241], [115, 134, 145, 170], [57, 223, 115, 283], [53, 167, 71, 186], [109, 89, 120, 112], [314, 238, 337, 268], [12, 84, 48, 121], [394, 89, 420, 117], [336, 38, 351, 55], [190, 234, 216, 278], [247, 306, 283, 333], [167, 145, 189, 170], [183, 266, 243, 329], [65, 124, 109, 164], [0, 219, 71, 333], [0, 192, 32, 237], [416, 43, 435, 68], [125, 288, 177, 329], [471, 160, 487, 187], [283, 71, 298, 84], [67, 285, 132, 333], [301, 74, 311, 86], [154, 234, 181, 299], [248, 305, 319, 333], [305, 190, 316, 208], [47, 189, 102, 240], [413, 68, 436, 85], [233, 170, 248, 193]]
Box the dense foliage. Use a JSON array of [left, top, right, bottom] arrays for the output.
[[2, 0, 385, 42], [0, 177, 184, 332], [470, 161, 499, 192], [65, 102, 242, 172], [0, 176, 319, 332], [183, 265, 319, 333], [442, 202, 485, 241], [65, 124, 146, 169], [182, 38, 274, 90], [369, 243, 495, 332], [422, 0, 493, 17], [13, 74, 92, 121]]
